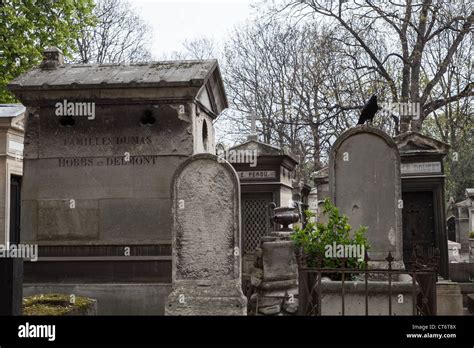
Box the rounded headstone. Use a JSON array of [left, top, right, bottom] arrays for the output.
[[329, 127, 402, 261], [166, 154, 247, 315], [172, 154, 241, 281]]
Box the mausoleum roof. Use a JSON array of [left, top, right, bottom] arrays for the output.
[[8, 60, 220, 89], [8, 57, 228, 115], [230, 138, 299, 166], [394, 131, 450, 156]]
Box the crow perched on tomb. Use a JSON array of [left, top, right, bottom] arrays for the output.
[[357, 94, 379, 125]]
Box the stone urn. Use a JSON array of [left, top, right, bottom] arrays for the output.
[[269, 203, 300, 232]]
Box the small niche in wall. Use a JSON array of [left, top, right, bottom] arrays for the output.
[[202, 119, 209, 152]]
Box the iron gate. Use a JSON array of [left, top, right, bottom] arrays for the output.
[[297, 249, 439, 316], [242, 194, 272, 253]]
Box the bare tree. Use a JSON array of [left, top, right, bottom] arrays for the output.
[[221, 21, 369, 181], [272, 0, 473, 132], [73, 0, 152, 64], [181, 36, 220, 60], [219, 1, 472, 187], [422, 31, 473, 200]]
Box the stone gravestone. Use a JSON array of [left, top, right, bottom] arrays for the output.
[[329, 127, 403, 267], [0, 257, 23, 315], [165, 154, 247, 315]]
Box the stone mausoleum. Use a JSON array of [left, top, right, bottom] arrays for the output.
[[229, 136, 298, 252], [8, 48, 228, 314], [394, 131, 450, 278]]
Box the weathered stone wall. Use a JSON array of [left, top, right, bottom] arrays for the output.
[[22, 103, 194, 244], [436, 281, 463, 315], [318, 280, 415, 315]]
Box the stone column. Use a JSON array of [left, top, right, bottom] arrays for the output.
[[250, 220, 299, 316]]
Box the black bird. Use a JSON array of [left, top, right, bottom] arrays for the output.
[[357, 94, 379, 125]]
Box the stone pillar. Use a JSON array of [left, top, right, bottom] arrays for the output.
[[250, 232, 299, 316], [165, 154, 247, 315], [0, 258, 23, 315], [436, 281, 463, 315]]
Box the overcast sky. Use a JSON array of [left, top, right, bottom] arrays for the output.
[[133, 0, 256, 59]]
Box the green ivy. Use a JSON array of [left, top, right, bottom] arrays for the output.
[[292, 198, 370, 269]]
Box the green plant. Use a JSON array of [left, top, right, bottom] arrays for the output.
[[469, 231, 474, 239], [292, 198, 370, 270]]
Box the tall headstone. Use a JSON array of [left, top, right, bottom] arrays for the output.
[[165, 154, 247, 315], [329, 127, 403, 266]]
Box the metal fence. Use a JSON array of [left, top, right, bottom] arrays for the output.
[[297, 247, 439, 316]]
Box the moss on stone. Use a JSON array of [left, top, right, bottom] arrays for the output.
[[23, 293, 94, 316]]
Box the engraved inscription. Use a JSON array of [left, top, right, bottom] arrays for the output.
[[63, 136, 152, 146], [401, 161, 441, 174], [58, 155, 160, 167], [238, 170, 276, 180]]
